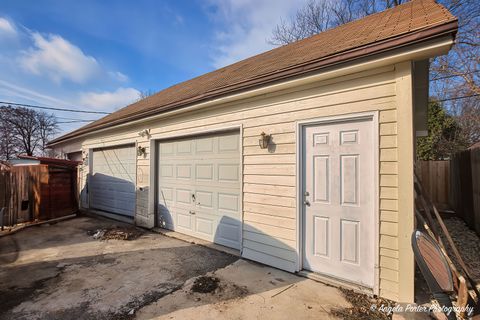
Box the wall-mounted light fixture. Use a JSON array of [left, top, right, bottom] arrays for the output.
[[259, 132, 271, 149], [137, 146, 147, 157], [138, 129, 151, 138]]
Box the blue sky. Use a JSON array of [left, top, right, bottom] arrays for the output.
[[0, 0, 306, 135]]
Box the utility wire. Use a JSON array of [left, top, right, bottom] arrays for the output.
[[57, 120, 95, 124], [57, 117, 97, 121], [431, 70, 480, 81], [0, 101, 111, 114], [436, 94, 480, 102]]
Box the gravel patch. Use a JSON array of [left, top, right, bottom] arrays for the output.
[[438, 216, 480, 281], [88, 227, 144, 241]]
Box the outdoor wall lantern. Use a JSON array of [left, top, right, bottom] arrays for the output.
[[138, 129, 151, 138], [137, 146, 147, 157], [259, 132, 271, 149]]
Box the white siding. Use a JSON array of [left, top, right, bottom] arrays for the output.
[[57, 64, 405, 299]]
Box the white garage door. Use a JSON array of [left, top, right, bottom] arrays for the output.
[[157, 131, 241, 249], [90, 145, 136, 217]]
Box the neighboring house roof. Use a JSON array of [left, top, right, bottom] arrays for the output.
[[49, 0, 457, 145], [469, 141, 480, 150], [16, 155, 81, 167]]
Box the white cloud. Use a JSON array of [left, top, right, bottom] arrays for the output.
[[208, 0, 305, 68], [109, 71, 129, 82], [0, 79, 76, 108], [0, 17, 16, 36], [80, 87, 140, 110], [19, 32, 101, 84]]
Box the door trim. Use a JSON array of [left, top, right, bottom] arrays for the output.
[[151, 125, 243, 252], [296, 111, 379, 294]]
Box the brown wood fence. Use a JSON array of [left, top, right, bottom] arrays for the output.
[[416, 160, 451, 210], [450, 148, 480, 235], [0, 164, 78, 228]]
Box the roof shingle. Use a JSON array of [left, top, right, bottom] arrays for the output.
[[51, 0, 457, 144]]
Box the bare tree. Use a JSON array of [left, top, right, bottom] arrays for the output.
[[38, 112, 59, 156], [138, 89, 157, 100], [271, 0, 480, 147], [0, 111, 18, 160], [0, 105, 58, 158], [269, 0, 404, 45]]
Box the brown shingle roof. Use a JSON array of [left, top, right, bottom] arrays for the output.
[[50, 0, 457, 145]]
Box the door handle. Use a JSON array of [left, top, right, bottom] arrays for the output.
[[189, 210, 196, 215], [303, 191, 310, 206]]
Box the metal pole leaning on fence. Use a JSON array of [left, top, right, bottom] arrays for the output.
[[0, 207, 4, 231]]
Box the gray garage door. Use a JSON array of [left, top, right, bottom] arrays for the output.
[[157, 131, 241, 249], [90, 145, 136, 217]]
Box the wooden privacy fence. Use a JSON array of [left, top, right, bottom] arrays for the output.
[[0, 163, 78, 228], [450, 148, 480, 235], [416, 160, 450, 210]]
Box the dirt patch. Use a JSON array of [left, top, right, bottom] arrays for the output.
[[331, 288, 395, 320], [191, 276, 220, 294], [88, 227, 144, 241]]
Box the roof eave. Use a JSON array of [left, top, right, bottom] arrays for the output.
[[48, 19, 458, 147]]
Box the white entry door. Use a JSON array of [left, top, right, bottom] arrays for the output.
[[302, 117, 376, 288], [157, 131, 241, 250]]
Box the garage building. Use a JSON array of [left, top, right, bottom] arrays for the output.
[[49, 0, 458, 303]]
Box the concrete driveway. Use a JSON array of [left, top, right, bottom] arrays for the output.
[[0, 216, 348, 319]]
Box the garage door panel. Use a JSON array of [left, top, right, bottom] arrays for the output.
[[176, 210, 193, 231], [157, 131, 241, 249], [195, 216, 215, 238], [176, 164, 192, 180], [176, 140, 193, 154], [218, 163, 240, 183], [195, 190, 214, 209], [218, 192, 239, 212], [90, 145, 136, 217], [218, 134, 240, 152], [175, 188, 194, 206], [196, 136, 215, 153], [195, 164, 214, 180]]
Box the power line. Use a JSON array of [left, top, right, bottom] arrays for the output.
[[57, 120, 95, 124], [57, 117, 97, 121], [431, 70, 480, 81], [436, 94, 480, 102], [0, 101, 111, 115]]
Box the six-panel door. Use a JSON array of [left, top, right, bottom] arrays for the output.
[[302, 118, 375, 288]]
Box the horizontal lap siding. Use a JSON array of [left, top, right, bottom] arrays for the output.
[[378, 109, 400, 301], [70, 66, 400, 298], [240, 69, 396, 273]]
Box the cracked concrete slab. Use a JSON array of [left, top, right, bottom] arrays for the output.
[[0, 215, 348, 319], [136, 259, 348, 320], [0, 216, 236, 320]]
